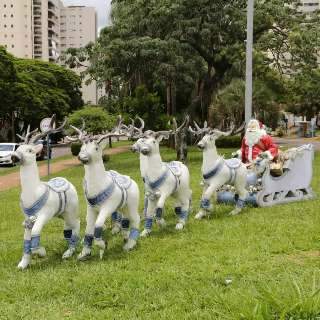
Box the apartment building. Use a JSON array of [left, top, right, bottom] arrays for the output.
[[60, 6, 98, 104], [0, 1, 98, 103]]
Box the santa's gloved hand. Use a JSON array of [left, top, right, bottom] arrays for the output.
[[259, 151, 272, 160]]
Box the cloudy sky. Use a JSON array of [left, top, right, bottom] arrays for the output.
[[63, 0, 111, 30]]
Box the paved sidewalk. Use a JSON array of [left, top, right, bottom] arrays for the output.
[[274, 137, 320, 151], [0, 145, 129, 192]]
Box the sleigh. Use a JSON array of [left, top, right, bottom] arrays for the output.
[[217, 144, 315, 207]]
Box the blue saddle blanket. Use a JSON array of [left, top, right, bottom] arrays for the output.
[[107, 170, 132, 190], [166, 161, 182, 177], [47, 177, 70, 193], [224, 158, 242, 169]]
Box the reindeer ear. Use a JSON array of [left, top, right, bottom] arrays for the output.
[[34, 143, 43, 154]]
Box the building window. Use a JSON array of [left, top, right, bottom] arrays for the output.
[[10, 4, 13, 8], [4, 14, 6, 18], [11, 34, 13, 38], [10, 14, 13, 17], [11, 24, 13, 28], [4, 24, 7, 28], [4, 4, 6, 8], [11, 44, 14, 48]]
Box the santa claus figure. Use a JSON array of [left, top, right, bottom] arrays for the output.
[[241, 119, 278, 163]]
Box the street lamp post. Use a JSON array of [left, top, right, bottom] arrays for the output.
[[245, 0, 254, 124]]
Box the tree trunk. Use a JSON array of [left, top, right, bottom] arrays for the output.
[[166, 81, 172, 116], [175, 127, 188, 163]]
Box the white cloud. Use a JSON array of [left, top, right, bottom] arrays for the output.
[[62, 0, 111, 30]]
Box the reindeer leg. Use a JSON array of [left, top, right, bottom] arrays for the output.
[[111, 211, 122, 235], [229, 171, 248, 216], [93, 205, 118, 259], [155, 194, 168, 228], [123, 201, 140, 251], [78, 207, 97, 261], [175, 189, 192, 230], [29, 212, 53, 258], [141, 199, 156, 237], [62, 212, 80, 259], [196, 183, 220, 220], [18, 219, 34, 270]]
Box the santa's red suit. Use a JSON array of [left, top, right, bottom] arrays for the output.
[[241, 121, 279, 163]]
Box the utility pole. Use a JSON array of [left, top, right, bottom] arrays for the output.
[[245, 0, 254, 124]]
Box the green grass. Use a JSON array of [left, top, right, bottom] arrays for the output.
[[0, 147, 320, 319]]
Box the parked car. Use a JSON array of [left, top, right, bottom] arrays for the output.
[[0, 143, 19, 166]]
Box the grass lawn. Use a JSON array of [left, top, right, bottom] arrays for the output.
[[0, 146, 320, 319]]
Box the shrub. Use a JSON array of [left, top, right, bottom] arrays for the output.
[[102, 154, 110, 163], [70, 142, 81, 156], [215, 136, 241, 148], [68, 105, 116, 135]]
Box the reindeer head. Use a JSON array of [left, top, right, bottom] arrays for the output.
[[132, 130, 171, 156], [12, 115, 66, 165], [67, 117, 124, 165], [189, 121, 244, 151]]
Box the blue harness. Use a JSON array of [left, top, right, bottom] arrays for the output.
[[84, 173, 128, 209], [21, 183, 68, 217], [203, 158, 239, 185]]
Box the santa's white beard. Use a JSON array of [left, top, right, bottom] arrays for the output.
[[245, 129, 265, 162], [245, 130, 264, 147]]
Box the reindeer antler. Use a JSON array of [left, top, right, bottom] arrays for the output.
[[66, 118, 86, 142], [172, 115, 190, 134], [188, 120, 210, 136], [29, 116, 67, 144], [16, 125, 38, 143]]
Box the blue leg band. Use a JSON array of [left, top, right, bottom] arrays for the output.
[[175, 207, 182, 215], [31, 235, 40, 249], [94, 227, 103, 239], [179, 210, 188, 221], [236, 199, 245, 209], [69, 234, 79, 247], [64, 229, 72, 240], [200, 199, 210, 210], [129, 228, 139, 241], [155, 208, 163, 220], [112, 211, 122, 223], [24, 240, 31, 254], [143, 196, 149, 217], [145, 218, 153, 230], [84, 234, 94, 247], [121, 218, 130, 230]]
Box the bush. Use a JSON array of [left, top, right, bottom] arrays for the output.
[[70, 142, 81, 156], [102, 154, 110, 163], [215, 136, 241, 148], [68, 105, 116, 134]]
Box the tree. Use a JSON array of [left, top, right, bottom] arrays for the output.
[[68, 106, 116, 134], [0, 46, 83, 140]]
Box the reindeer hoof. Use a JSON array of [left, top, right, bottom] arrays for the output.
[[17, 254, 31, 270], [140, 229, 151, 237], [123, 239, 136, 251], [111, 223, 121, 235], [228, 208, 242, 216], [156, 218, 166, 228], [121, 230, 130, 242], [62, 247, 76, 259], [195, 211, 207, 220], [77, 247, 92, 261], [31, 246, 46, 258], [175, 222, 185, 230]]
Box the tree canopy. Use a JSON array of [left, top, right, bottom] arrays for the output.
[[62, 0, 320, 124], [0, 46, 83, 139]]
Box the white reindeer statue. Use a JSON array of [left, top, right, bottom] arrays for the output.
[[189, 122, 248, 218], [12, 118, 80, 270], [67, 123, 140, 260], [131, 128, 192, 237]]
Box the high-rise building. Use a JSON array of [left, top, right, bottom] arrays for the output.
[[0, 0, 98, 103], [60, 5, 97, 104]]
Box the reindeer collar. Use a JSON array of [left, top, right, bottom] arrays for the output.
[[84, 180, 115, 207], [145, 167, 169, 190], [20, 187, 50, 217], [203, 159, 224, 180]]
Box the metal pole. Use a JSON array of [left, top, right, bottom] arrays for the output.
[[245, 0, 254, 124], [47, 133, 50, 176]]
